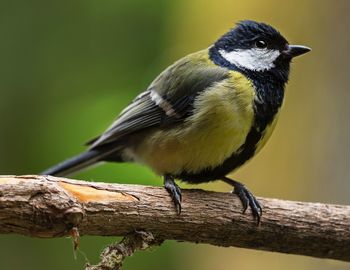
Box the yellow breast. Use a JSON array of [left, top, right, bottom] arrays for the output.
[[133, 72, 256, 175]]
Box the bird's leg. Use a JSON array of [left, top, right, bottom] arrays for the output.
[[164, 174, 182, 215], [222, 177, 262, 224]]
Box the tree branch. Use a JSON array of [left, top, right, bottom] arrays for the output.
[[0, 175, 349, 262], [85, 231, 163, 270]]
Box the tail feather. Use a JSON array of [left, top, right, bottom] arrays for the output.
[[41, 150, 103, 177]]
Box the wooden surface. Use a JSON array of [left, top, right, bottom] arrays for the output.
[[0, 175, 349, 262]]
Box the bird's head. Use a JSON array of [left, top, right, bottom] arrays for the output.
[[210, 20, 311, 82]]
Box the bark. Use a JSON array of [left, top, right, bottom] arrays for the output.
[[0, 175, 349, 262], [85, 231, 163, 270]]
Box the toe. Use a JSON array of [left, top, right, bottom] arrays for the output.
[[231, 182, 262, 224], [233, 188, 249, 213], [164, 177, 182, 215]]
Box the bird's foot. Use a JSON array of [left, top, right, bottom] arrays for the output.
[[222, 177, 262, 224], [164, 175, 182, 214]]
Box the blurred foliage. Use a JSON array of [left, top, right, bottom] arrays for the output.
[[1, 0, 350, 269]]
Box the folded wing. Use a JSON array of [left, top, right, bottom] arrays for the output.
[[88, 51, 229, 150]]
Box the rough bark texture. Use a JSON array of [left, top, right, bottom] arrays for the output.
[[0, 175, 349, 262], [85, 231, 163, 270]]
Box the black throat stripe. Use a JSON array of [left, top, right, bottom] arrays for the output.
[[175, 47, 289, 183], [177, 51, 285, 183]]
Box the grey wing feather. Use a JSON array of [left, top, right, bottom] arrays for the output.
[[89, 91, 163, 148]]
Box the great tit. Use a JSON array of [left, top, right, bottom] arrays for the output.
[[42, 20, 310, 223]]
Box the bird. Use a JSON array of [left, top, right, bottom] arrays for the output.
[[42, 20, 311, 223]]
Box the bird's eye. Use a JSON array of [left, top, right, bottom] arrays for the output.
[[255, 40, 267, 48]]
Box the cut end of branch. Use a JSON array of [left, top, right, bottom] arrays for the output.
[[59, 182, 138, 203]]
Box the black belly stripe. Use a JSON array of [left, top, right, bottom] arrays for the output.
[[177, 126, 263, 183], [176, 68, 285, 183]]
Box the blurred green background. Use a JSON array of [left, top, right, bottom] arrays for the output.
[[1, 0, 350, 269]]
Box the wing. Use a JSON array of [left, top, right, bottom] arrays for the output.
[[88, 50, 229, 149]]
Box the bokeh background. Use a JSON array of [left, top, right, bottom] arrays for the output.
[[1, 0, 350, 269]]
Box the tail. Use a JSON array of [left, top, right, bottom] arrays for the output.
[[41, 150, 104, 177]]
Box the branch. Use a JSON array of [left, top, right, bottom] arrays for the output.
[[0, 175, 349, 262], [85, 231, 163, 270]]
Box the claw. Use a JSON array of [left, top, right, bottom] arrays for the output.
[[223, 177, 262, 225], [236, 187, 249, 213], [164, 175, 182, 215], [234, 183, 262, 224]]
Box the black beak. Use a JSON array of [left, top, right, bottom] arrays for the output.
[[283, 45, 311, 58]]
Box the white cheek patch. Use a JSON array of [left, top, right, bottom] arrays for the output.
[[219, 48, 280, 71]]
